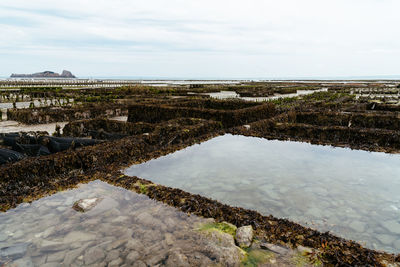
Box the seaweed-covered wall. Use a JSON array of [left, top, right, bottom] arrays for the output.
[[7, 103, 128, 124], [62, 118, 155, 138], [230, 111, 400, 153], [128, 100, 276, 127]]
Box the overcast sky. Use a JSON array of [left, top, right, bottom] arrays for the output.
[[1, 0, 399, 78]]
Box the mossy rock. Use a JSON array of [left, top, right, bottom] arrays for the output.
[[198, 221, 237, 237], [241, 248, 275, 267]]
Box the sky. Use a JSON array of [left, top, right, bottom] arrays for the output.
[[0, 0, 400, 78]]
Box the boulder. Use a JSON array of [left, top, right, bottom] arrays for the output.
[[235, 225, 253, 248]]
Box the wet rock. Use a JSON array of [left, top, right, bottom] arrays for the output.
[[381, 220, 400, 234], [349, 220, 366, 232], [202, 230, 242, 266], [145, 250, 169, 266], [296, 245, 313, 254], [84, 246, 105, 265], [72, 198, 103, 212], [0, 232, 8, 242], [46, 250, 66, 262], [126, 251, 140, 262], [125, 239, 143, 251], [235, 225, 253, 248], [260, 242, 289, 255], [132, 260, 147, 267], [376, 234, 396, 245], [164, 233, 175, 246], [41, 262, 61, 267], [0, 242, 28, 259], [166, 250, 190, 267], [106, 239, 128, 251], [11, 257, 34, 267], [63, 246, 88, 266], [108, 257, 123, 267], [105, 249, 120, 262], [63, 231, 96, 243]]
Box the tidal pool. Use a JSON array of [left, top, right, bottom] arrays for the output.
[[207, 88, 328, 102], [0, 180, 239, 266], [125, 134, 400, 253]]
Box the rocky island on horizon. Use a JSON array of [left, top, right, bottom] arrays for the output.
[[10, 70, 76, 78]]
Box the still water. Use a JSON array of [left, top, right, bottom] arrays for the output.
[[208, 88, 328, 102], [125, 134, 400, 253], [0, 180, 229, 266]]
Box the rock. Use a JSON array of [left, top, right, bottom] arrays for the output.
[[106, 239, 128, 251], [145, 250, 169, 266], [381, 220, 400, 234], [105, 249, 120, 262], [376, 234, 396, 245], [243, 125, 251, 130], [125, 239, 143, 251], [41, 263, 61, 267], [202, 230, 243, 266], [0, 242, 28, 259], [46, 250, 66, 262], [63, 231, 96, 243], [297, 245, 313, 254], [235, 225, 253, 248], [63, 246, 88, 266], [166, 250, 190, 267], [108, 257, 123, 267], [260, 242, 289, 255], [0, 232, 8, 242], [164, 233, 175, 246], [11, 257, 34, 267], [72, 198, 103, 212], [132, 260, 147, 267], [84, 246, 105, 265], [126, 251, 140, 262], [349, 220, 366, 232]]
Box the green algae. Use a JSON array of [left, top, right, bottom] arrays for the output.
[[198, 221, 237, 237]]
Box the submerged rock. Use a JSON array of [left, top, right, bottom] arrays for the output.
[[260, 242, 289, 255], [0, 243, 29, 259], [235, 225, 254, 248], [72, 198, 102, 212], [166, 250, 190, 267]]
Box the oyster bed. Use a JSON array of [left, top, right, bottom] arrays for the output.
[[1, 81, 400, 266]]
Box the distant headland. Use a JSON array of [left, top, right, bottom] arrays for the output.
[[10, 70, 76, 78]]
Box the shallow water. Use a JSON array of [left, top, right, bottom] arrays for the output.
[[125, 134, 400, 253], [0, 180, 230, 266], [0, 121, 67, 134], [208, 88, 328, 102]]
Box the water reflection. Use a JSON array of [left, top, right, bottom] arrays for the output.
[[125, 134, 400, 253]]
